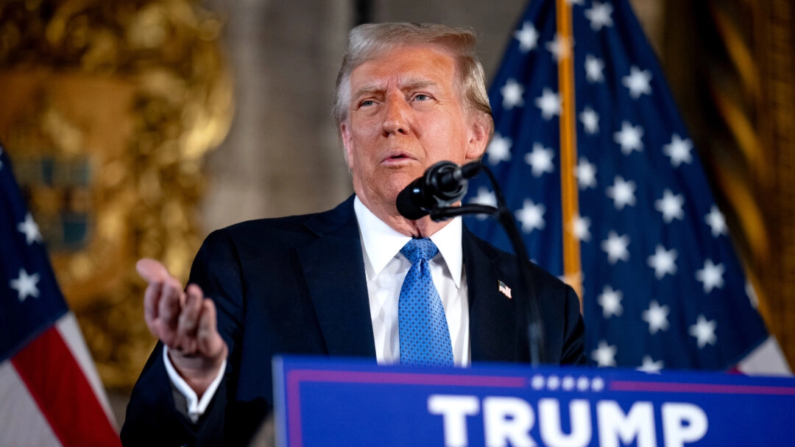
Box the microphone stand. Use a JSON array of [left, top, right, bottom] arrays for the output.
[[429, 162, 547, 366]]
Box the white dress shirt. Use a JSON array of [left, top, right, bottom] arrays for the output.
[[165, 196, 471, 421]]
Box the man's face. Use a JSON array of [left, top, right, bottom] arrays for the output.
[[340, 45, 488, 216]]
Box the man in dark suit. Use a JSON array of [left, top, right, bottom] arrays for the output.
[[122, 23, 585, 446]]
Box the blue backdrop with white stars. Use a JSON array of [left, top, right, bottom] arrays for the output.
[[0, 143, 68, 363], [463, 0, 768, 371]]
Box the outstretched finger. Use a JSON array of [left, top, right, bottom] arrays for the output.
[[197, 299, 226, 360], [175, 284, 204, 352], [157, 277, 184, 344]]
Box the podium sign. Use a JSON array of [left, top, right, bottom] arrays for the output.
[[274, 357, 795, 447]]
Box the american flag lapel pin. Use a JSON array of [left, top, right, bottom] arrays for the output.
[[498, 280, 512, 299]]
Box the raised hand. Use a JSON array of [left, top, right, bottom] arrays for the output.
[[137, 258, 228, 397]]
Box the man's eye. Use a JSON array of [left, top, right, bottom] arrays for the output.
[[414, 94, 431, 101], [360, 99, 375, 107]]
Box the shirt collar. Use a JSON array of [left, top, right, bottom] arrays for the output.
[[353, 196, 463, 288]]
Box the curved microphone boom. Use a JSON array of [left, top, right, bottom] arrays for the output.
[[396, 161, 482, 220]]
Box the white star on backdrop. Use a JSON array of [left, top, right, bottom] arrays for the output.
[[592, 340, 617, 367], [513, 22, 539, 52], [535, 88, 561, 120], [576, 157, 597, 189], [655, 189, 685, 223], [501, 78, 525, 109], [585, 54, 605, 83], [614, 121, 644, 154], [516, 199, 546, 233], [601, 231, 630, 264], [573, 214, 591, 242], [647, 245, 678, 279], [663, 134, 693, 167], [637, 356, 664, 374], [470, 187, 497, 220], [623, 66, 653, 99], [696, 259, 725, 293], [17, 213, 43, 245], [746, 281, 759, 308], [10, 268, 41, 302], [597, 285, 623, 318], [584, 2, 614, 31], [606, 176, 636, 210], [690, 315, 717, 348], [546, 34, 574, 61], [579, 106, 599, 134], [487, 134, 512, 165], [525, 143, 555, 177], [642, 300, 670, 334], [705, 205, 727, 237]]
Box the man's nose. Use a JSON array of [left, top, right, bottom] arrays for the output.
[[381, 95, 411, 136]]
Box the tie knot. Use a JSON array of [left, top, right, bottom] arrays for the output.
[[401, 238, 439, 264]]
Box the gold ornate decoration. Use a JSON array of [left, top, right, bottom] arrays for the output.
[[0, 0, 233, 389]]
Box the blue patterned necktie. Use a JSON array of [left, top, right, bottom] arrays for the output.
[[398, 238, 454, 366]]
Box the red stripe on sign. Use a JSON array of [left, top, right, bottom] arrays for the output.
[[11, 326, 120, 447]]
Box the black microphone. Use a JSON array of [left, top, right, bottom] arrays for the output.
[[396, 161, 482, 220]]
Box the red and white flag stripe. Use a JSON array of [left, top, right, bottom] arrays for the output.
[[0, 312, 120, 446]]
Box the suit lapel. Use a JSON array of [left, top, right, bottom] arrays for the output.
[[464, 229, 520, 364], [296, 197, 376, 359]]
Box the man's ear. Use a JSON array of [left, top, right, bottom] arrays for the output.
[[465, 114, 491, 161], [340, 121, 355, 170]]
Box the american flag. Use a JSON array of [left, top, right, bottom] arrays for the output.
[[465, 0, 787, 372], [0, 143, 120, 445]]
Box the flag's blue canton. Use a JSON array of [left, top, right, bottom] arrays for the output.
[[0, 143, 68, 362], [399, 238, 454, 367], [464, 0, 768, 371]]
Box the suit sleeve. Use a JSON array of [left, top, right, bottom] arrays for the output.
[[122, 229, 245, 447], [560, 285, 587, 365]]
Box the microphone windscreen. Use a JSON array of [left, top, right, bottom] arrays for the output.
[[396, 186, 429, 220]]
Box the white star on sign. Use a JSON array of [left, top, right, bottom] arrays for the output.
[[585, 54, 605, 83], [525, 143, 555, 177], [705, 205, 727, 237], [690, 315, 717, 349], [576, 157, 597, 189], [579, 106, 599, 134], [601, 231, 630, 264], [614, 121, 644, 154], [592, 340, 617, 367], [10, 268, 41, 302], [573, 214, 591, 242], [584, 1, 614, 31], [514, 22, 539, 52], [696, 259, 725, 293], [663, 134, 693, 167], [487, 134, 512, 165], [655, 189, 685, 223], [17, 213, 43, 245], [516, 199, 546, 233], [546, 34, 574, 61], [637, 356, 664, 374], [535, 88, 561, 120], [623, 66, 653, 99], [597, 285, 623, 318], [648, 245, 678, 279], [501, 78, 524, 109], [606, 176, 636, 210], [642, 300, 670, 334]]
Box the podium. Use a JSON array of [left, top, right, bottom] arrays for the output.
[[274, 356, 795, 447]]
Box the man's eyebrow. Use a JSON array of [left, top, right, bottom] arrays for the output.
[[351, 79, 440, 100]]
